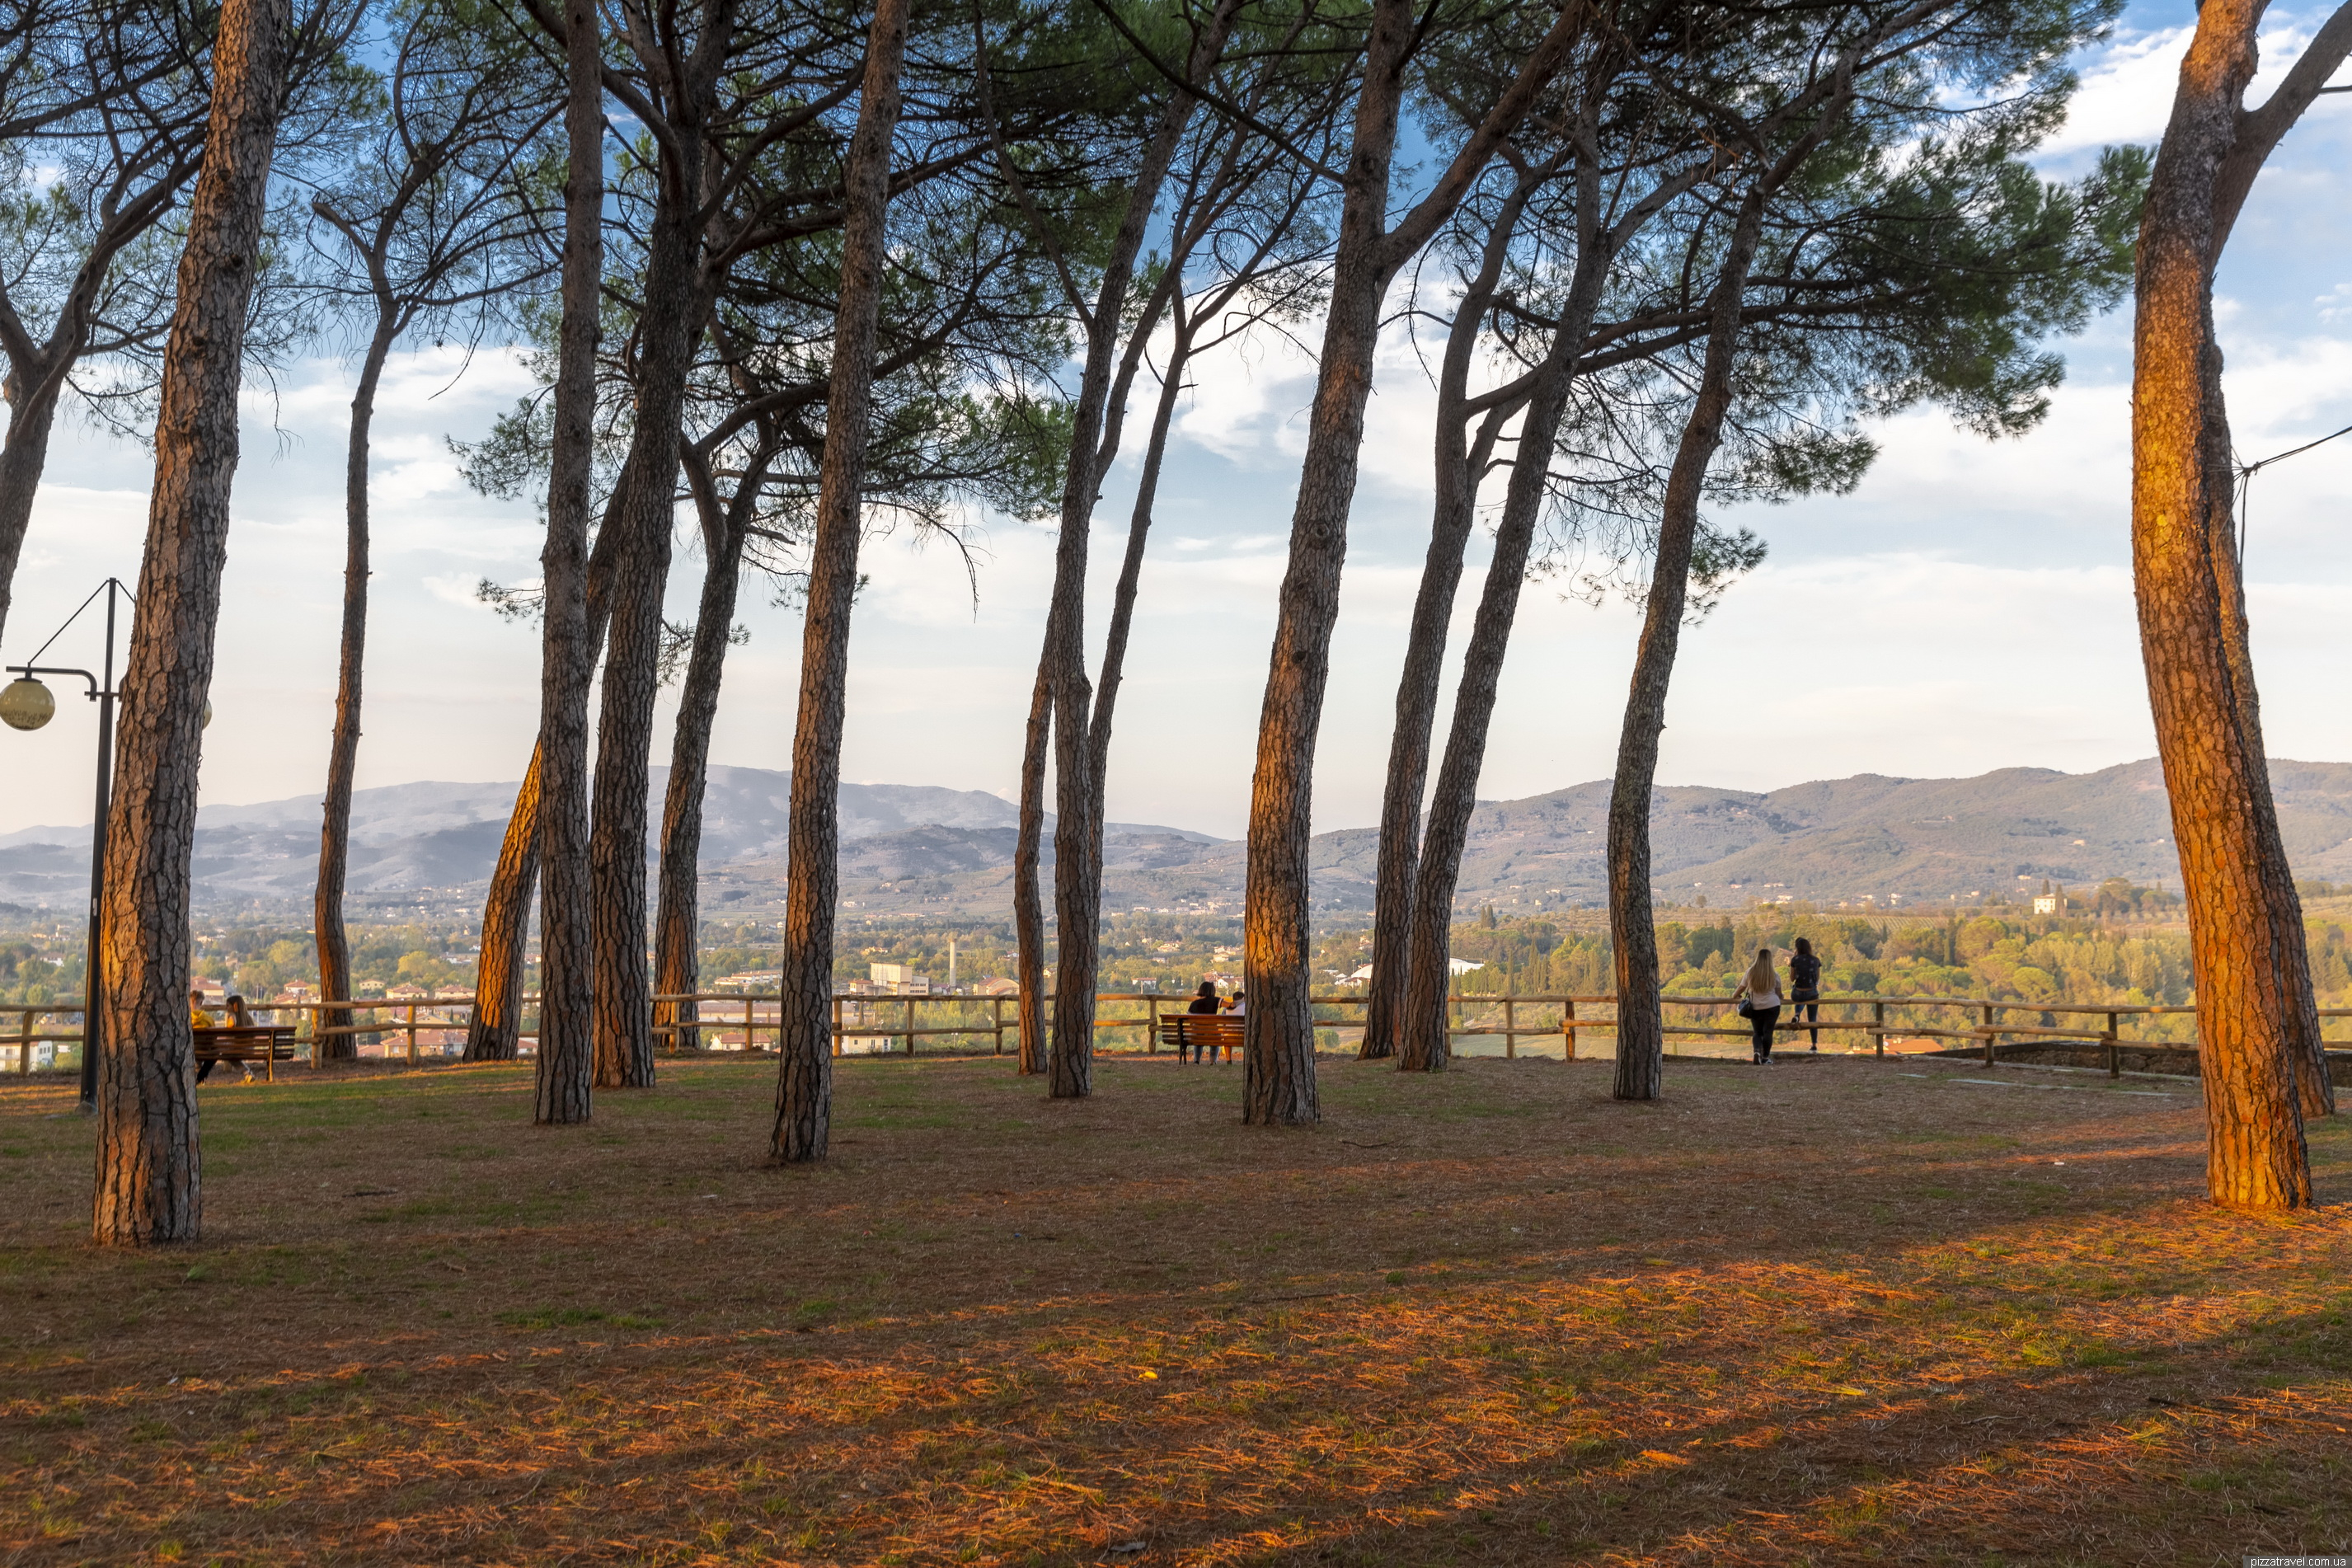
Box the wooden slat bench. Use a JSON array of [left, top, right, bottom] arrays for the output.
[[194, 1026, 299, 1082], [1155, 1014, 1242, 1063]]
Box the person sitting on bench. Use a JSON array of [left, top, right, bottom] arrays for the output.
[[196, 995, 258, 1084], [1181, 980, 1219, 1062], [190, 988, 214, 1028]]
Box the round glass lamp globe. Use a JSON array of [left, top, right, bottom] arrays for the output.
[[0, 676, 55, 732]]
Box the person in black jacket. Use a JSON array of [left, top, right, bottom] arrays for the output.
[[1178, 979, 1219, 1063], [1788, 937, 1823, 1051]]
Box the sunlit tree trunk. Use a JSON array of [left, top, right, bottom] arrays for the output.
[[465, 746, 538, 1061], [1242, 0, 1419, 1124], [313, 312, 400, 1061], [772, 0, 909, 1162], [91, 0, 289, 1247], [2129, 0, 2352, 1206], [1608, 197, 1764, 1101], [533, 0, 603, 1127]]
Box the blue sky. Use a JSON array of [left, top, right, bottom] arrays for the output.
[[4, 0, 2349, 841]]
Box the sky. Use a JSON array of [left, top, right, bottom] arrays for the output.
[[4, 0, 2350, 843]]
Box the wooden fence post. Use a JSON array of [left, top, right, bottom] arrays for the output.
[[1872, 999, 1885, 1058], [406, 1003, 420, 1066], [1503, 996, 1515, 1059], [1564, 998, 1576, 1060], [16, 1007, 30, 1075], [2106, 1009, 2120, 1078], [993, 994, 1005, 1055], [1981, 1001, 1996, 1067], [905, 995, 916, 1055], [831, 995, 843, 1058]]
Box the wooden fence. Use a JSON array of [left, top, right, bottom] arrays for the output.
[[7, 989, 2352, 1077]]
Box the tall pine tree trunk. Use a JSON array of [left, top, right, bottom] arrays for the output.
[[1242, 0, 1419, 1124], [91, 0, 289, 1247], [1608, 197, 1764, 1101], [533, 0, 604, 1127], [1038, 0, 1242, 1100], [772, 0, 908, 1162], [314, 312, 399, 1061], [2129, 0, 2352, 1205], [589, 117, 715, 1091], [1397, 339, 1581, 1073], [1361, 187, 1533, 1060], [653, 471, 753, 1054]]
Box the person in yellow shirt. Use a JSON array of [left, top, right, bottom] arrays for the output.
[[189, 988, 214, 1028]]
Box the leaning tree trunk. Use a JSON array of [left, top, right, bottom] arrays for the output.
[[0, 368, 67, 650], [533, 0, 604, 1127], [465, 746, 539, 1060], [1012, 662, 1050, 1075], [2127, 0, 2352, 1208], [772, 0, 908, 1163], [467, 515, 626, 1062], [1397, 340, 1582, 1073], [1608, 197, 1764, 1102], [313, 312, 399, 1062], [1360, 166, 1547, 1062], [653, 498, 749, 1054], [1363, 363, 1514, 1060], [91, 0, 289, 1248]]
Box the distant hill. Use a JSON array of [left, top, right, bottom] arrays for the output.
[[0, 766, 1213, 913], [6, 758, 2350, 918]]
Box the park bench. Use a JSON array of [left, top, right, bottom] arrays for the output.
[[1155, 1013, 1242, 1063], [194, 1026, 298, 1082]]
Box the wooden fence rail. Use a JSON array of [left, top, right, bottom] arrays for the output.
[[7, 991, 2352, 1077]]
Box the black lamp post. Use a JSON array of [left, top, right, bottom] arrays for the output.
[[2, 577, 131, 1110]]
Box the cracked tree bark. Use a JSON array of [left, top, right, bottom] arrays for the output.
[[772, 0, 908, 1163], [92, 0, 289, 1246], [2129, 0, 2352, 1206], [533, 0, 604, 1127]]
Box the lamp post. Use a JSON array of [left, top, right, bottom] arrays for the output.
[[2, 578, 130, 1109]]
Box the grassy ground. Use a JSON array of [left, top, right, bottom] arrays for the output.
[[2, 1051, 2349, 1566]]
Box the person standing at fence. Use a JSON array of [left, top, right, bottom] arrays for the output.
[[1788, 937, 1822, 1051], [1735, 949, 1782, 1064]]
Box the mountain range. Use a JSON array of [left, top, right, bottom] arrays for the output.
[[5, 758, 2350, 920]]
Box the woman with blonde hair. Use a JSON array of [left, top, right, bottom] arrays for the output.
[[1735, 948, 1782, 1064]]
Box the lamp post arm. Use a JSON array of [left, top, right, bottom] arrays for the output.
[[3, 664, 105, 699]]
